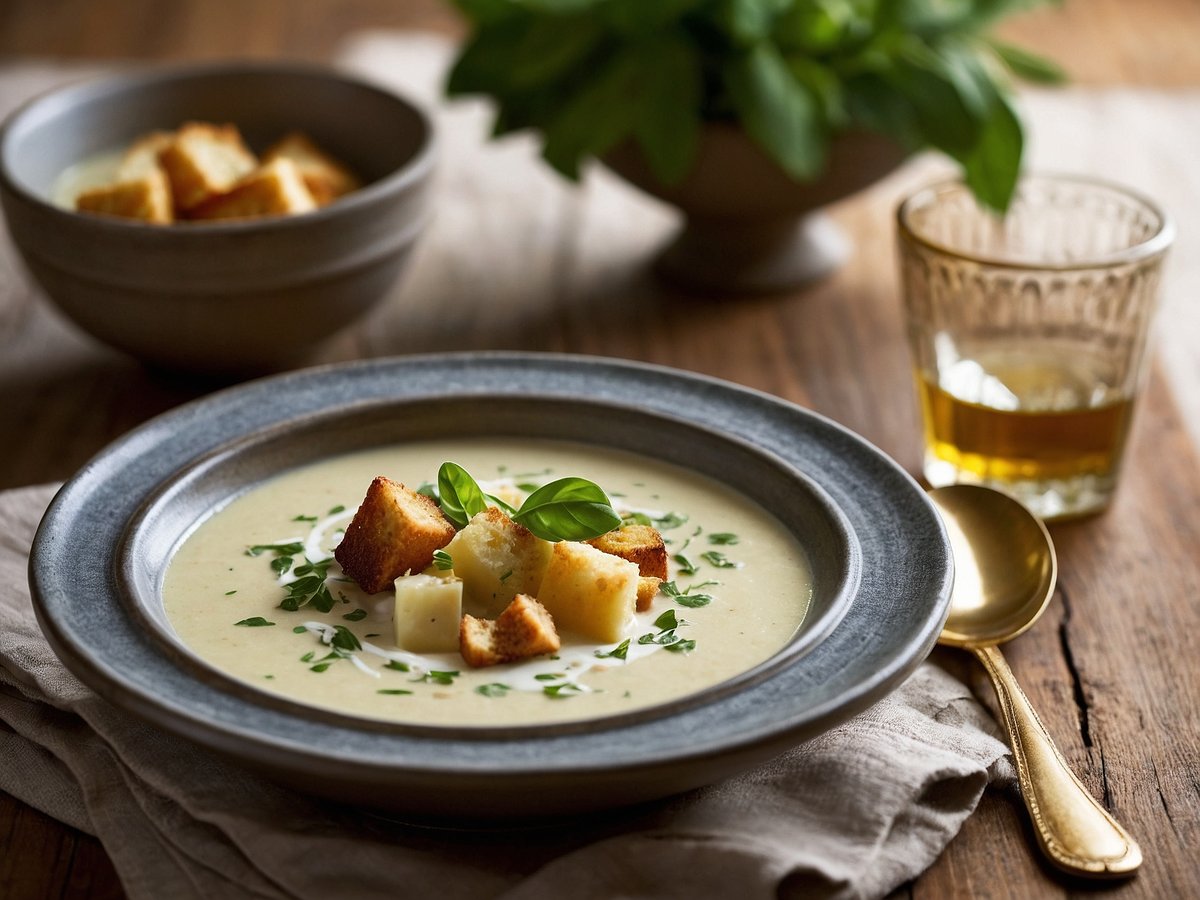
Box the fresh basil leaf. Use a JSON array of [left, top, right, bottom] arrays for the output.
[[512, 476, 622, 541], [653, 609, 680, 630], [234, 617, 275, 627], [438, 462, 490, 529], [725, 42, 826, 180], [673, 553, 698, 575]]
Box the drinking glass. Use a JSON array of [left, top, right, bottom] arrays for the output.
[[896, 174, 1174, 520]]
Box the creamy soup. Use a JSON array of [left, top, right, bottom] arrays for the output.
[[163, 438, 812, 727]]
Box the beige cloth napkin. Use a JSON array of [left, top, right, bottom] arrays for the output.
[[1, 483, 1011, 898]]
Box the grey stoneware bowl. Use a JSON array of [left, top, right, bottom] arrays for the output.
[[0, 62, 435, 375], [29, 353, 953, 820]]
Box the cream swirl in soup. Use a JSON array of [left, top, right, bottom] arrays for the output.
[[163, 438, 812, 727]]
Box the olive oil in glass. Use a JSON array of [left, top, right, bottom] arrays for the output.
[[918, 348, 1136, 518]]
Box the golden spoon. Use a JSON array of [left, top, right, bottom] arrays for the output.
[[928, 484, 1142, 878]]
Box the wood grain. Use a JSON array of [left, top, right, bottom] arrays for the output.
[[1, 1, 1197, 899]]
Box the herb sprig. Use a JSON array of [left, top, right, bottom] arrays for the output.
[[436, 462, 621, 541]]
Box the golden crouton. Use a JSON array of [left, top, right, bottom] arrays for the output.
[[335, 476, 456, 594], [536, 541, 639, 642], [586, 524, 668, 580], [188, 158, 317, 221], [442, 507, 553, 617], [116, 131, 174, 182], [75, 169, 173, 224], [459, 593, 560, 668], [263, 131, 360, 206], [157, 122, 257, 211], [636, 576, 662, 613]]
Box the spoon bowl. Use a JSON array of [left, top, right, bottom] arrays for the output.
[[929, 484, 1056, 647], [927, 484, 1141, 879]]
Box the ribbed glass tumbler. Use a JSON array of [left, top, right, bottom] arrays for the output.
[[896, 175, 1174, 520]]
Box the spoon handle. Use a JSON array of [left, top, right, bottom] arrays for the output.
[[973, 644, 1142, 877]]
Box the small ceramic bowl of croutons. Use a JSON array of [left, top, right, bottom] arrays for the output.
[[0, 62, 434, 374]]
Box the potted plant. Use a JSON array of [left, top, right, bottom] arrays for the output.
[[446, 0, 1062, 292]]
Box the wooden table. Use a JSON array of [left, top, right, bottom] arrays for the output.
[[2, 1, 1197, 897]]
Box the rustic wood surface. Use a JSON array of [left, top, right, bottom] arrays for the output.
[[1, 1, 1197, 898]]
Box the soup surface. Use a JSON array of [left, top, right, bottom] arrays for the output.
[[163, 438, 813, 727]]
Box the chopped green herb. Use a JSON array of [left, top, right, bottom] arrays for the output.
[[310, 662, 334, 673], [701, 551, 740, 569], [664, 639, 696, 653], [330, 625, 361, 652], [432, 549, 454, 571], [672, 553, 697, 575], [247, 541, 304, 557], [278, 557, 336, 612], [659, 580, 714, 609], [416, 481, 438, 501], [708, 532, 740, 545], [384, 660, 411, 672], [224, 589, 237, 596], [499, 569, 513, 583], [621, 512, 653, 527], [654, 511, 689, 530], [534, 672, 564, 681], [292, 625, 308, 634], [675, 593, 713, 609], [476, 683, 511, 698], [415, 670, 459, 686], [342, 609, 367, 622], [516, 482, 543, 493], [300, 651, 316, 662], [595, 638, 631, 661], [653, 609, 681, 630], [365, 633, 381, 638], [293, 514, 318, 523], [543, 682, 583, 699], [377, 689, 414, 696], [264, 674, 275, 679], [234, 617, 275, 627], [271, 556, 294, 576], [328, 504, 346, 515]]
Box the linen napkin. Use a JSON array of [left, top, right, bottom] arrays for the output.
[[1, 483, 1012, 899]]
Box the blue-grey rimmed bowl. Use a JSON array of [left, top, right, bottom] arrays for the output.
[[29, 353, 952, 819]]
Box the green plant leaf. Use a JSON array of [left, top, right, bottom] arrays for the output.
[[541, 49, 645, 179], [725, 42, 826, 180], [506, 13, 607, 90], [633, 37, 703, 183], [512, 477, 622, 541], [988, 38, 1066, 84], [438, 462, 489, 528], [602, 0, 699, 33], [721, 0, 793, 46], [962, 90, 1023, 212]]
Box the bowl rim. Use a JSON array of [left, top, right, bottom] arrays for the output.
[[0, 58, 437, 234]]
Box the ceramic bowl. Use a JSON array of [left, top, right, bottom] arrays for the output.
[[0, 62, 435, 374]]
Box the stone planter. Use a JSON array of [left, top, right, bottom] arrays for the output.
[[604, 125, 906, 293]]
